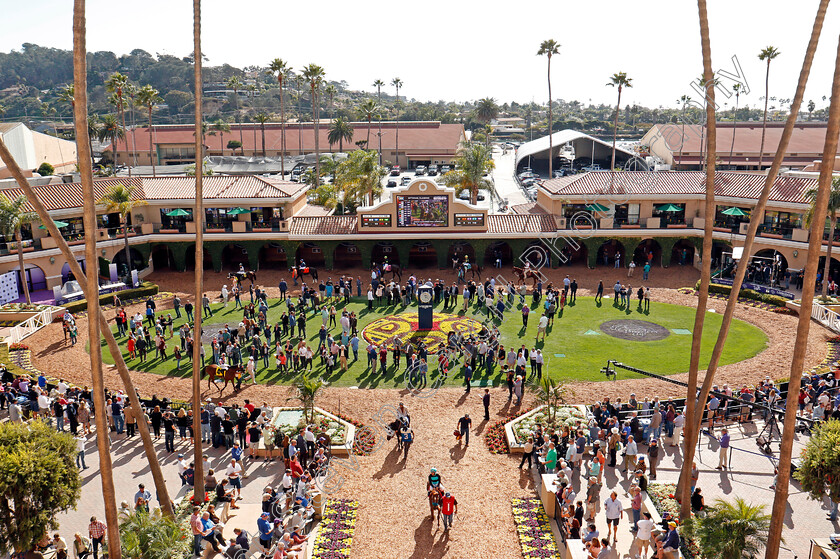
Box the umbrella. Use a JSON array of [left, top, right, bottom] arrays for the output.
[[657, 203, 683, 212], [165, 209, 190, 217], [721, 207, 747, 217], [586, 203, 609, 212], [38, 220, 68, 229], [227, 207, 250, 215]]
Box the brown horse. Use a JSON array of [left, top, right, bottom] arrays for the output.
[[229, 271, 257, 284], [204, 364, 244, 394], [428, 486, 444, 522], [512, 266, 541, 286]]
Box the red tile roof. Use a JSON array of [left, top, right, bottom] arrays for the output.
[[488, 214, 557, 234], [646, 122, 836, 156], [540, 171, 817, 205], [0, 177, 143, 211], [510, 202, 548, 215], [290, 216, 358, 236]]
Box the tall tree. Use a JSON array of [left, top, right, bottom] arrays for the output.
[[227, 75, 244, 149], [373, 79, 385, 164], [794, 419, 840, 520], [105, 71, 131, 177], [328, 117, 354, 153], [333, 149, 385, 209], [757, 46, 781, 169], [325, 84, 337, 121], [391, 77, 403, 167], [442, 142, 495, 205], [475, 98, 499, 147], [295, 74, 304, 154], [135, 85, 162, 176], [677, 94, 690, 168], [358, 99, 379, 151], [97, 114, 124, 169], [690, 498, 771, 559], [210, 118, 230, 153], [537, 40, 560, 176], [805, 177, 840, 297], [98, 183, 148, 278], [0, 195, 35, 303], [268, 58, 289, 176], [728, 83, 741, 168], [677, 0, 716, 519], [302, 64, 325, 185], [57, 84, 79, 167], [254, 111, 269, 156], [607, 71, 632, 172]]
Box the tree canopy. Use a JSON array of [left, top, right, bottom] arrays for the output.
[[794, 418, 840, 504]]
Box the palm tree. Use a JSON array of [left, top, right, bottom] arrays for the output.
[[696, 73, 720, 172], [607, 72, 632, 171], [805, 177, 840, 297], [537, 40, 560, 176], [289, 374, 326, 424], [294, 74, 304, 153], [391, 77, 403, 167], [0, 195, 36, 303], [328, 117, 354, 152], [119, 509, 191, 559], [135, 85, 162, 176], [689, 498, 771, 559], [677, 95, 690, 168], [302, 64, 326, 186], [105, 72, 131, 176], [334, 149, 385, 208], [373, 79, 385, 163], [442, 142, 495, 205], [57, 84, 79, 167], [728, 83, 741, 168], [809, 99, 816, 120], [227, 75, 245, 148], [210, 118, 230, 153], [97, 183, 148, 277], [97, 115, 124, 169], [528, 376, 571, 427], [475, 98, 499, 147], [268, 58, 289, 176], [254, 112, 269, 156], [757, 46, 781, 168], [358, 99, 379, 150], [325, 84, 337, 121]]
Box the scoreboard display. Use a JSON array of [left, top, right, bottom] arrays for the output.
[[361, 214, 391, 227], [454, 213, 485, 227]]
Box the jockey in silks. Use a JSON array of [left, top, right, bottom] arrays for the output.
[[383, 255, 391, 273], [524, 260, 531, 274], [427, 467, 444, 493], [463, 255, 471, 270]]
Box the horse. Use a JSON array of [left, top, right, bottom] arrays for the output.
[[228, 270, 257, 285], [292, 265, 318, 281], [375, 262, 403, 282], [428, 486, 444, 522], [512, 266, 541, 286], [456, 262, 480, 283], [204, 364, 244, 394]]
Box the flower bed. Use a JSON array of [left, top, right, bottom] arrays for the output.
[[326, 410, 376, 456], [485, 418, 511, 454], [511, 498, 560, 559], [274, 410, 348, 445], [9, 343, 29, 351], [0, 303, 54, 312], [313, 499, 358, 559], [647, 483, 700, 559], [510, 406, 589, 445], [678, 287, 795, 313]]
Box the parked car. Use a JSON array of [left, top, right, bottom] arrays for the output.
[[415, 165, 427, 176], [428, 165, 439, 176], [390, 166, 401, 176], [458, 190, 486, 202], [521, 177, 537, 187], [441, 165, 451, 174], [386, 179, 397, 188], [400, 176, 411, 186]]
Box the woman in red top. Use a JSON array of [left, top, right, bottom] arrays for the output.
[[127, 337, 136, 359]]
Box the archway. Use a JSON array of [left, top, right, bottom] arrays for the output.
[[521, 241, 552, 268], [752, 249, 787, 285], [13, 264, 47, 294], [671, 240, 695, 266], [597, 240, 626, 268], [184, 244, 214, 271], [295, 243, 326, 268], [818, 256, 840, 285], [408, 242, 438, 269], [113, 247, 147, 274], [333, 242, 362, 269], [259, 243, 289, 271], [559, 241, 588, 266], [633, 239, 662, 266], [221, 244, 249, 271], [61, 259, 87, 283], [447, 242, 475, 268], [151, 245, 175, 271], [372, 242, 399, 267], [484, 241, 513, 268]]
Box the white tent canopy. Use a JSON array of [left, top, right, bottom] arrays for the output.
[[515, 129, 636, 171]]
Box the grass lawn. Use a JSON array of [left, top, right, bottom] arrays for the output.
[[98, 294, 767, 388]]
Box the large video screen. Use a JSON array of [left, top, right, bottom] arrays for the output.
[[396, 195, 448, 227]]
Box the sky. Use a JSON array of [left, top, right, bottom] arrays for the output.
[[3, 0, 840, 112]]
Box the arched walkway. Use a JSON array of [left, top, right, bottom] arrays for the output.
[[184, 245, 214, 271], [372, 242, 399, 267], [12, 264, 47, 294], [633, 239, 662, 266], [151, 245, 175, 271], [484, 241, 513, 268], [408, 242, 437, 269], [559, 242, 588, 266], [521, 241, 551, 268], [258, 243, 289, 270], [818, 256, 840, 285], [221, 244, 249, 271], [61, 260, 87, 283], [753, 249, 787, 285], [295, 243, 326, 268], [597, 240, 625, 268], [334, 242, 362, 269], [447, 242, 475, 268], [113, 247, 147, 274], [671, 240, 695, 266]]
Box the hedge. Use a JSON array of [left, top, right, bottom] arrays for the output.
[[696, 280, 789, 307], [61, 281, 160, 313]]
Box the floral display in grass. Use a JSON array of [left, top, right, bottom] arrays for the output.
[[313, 499, 358, 559], [512, 498, 560, 558], [646, 483, 700, 559], [678, 287, 795, 314]]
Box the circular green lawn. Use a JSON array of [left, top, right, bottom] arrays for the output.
[[98, 295, 767, 388]]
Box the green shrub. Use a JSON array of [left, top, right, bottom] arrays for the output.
[[62, 281, 159, 313], [36, 162, 54, 176], [696, 281, 788, 307]]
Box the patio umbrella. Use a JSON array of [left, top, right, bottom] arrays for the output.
[[656, 203, 683, 212], [586, 203, 609, 212], [721, 207, 747, 216], [227, 207, 250, 215], [165, 209, 190, 217], [38, 220, 68, 229]]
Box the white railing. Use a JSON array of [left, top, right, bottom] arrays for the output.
[[7, 306, 63, 344], [812, 301, 840, 333]]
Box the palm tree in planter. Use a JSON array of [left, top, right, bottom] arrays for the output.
[[805, 177, 840, 297], [328, 117, 354, 153], [442, 142, 495, 205], [0, 195, 36, 303], [97, 183, 148, 279], [119, 509, 191, 559], [607, 71, 633, 171], [289, 374, 326, 424], [687, 497, 771, 559], [529, 376, 572, 426]]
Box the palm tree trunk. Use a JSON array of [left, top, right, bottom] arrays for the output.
[[123, 214, 131, 277], [72, 2, 122, 554], [729, 98, 738, 168], [677, 0, 717, 520], [759, 60, 771, 169], [15, 229, 30, 304], [611, 87, 620, 171], [823, 213, 837, 297], [395, 88, 400, 168], [678, 110, 685, 168], [120, 102, 130, 178], [280, 77, 286, 176], [192, 0, 206, 507], [767, 34, 840, 559], [148, 107, 156, 177], [367, 117, 372, 149], [547, 55, 553, 178], [313, 86, 320, 186], [261, 123, 266, 156], [677, 0, 828, 516]]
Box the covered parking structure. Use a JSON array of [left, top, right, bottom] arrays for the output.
[[515, 129, 639, 176]]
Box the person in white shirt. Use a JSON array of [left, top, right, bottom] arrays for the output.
[[176, 454, 188, 485], [37, 391, 50, 418], [634, 512, 656, 557], [246, 357, 257, 384], [603, 491, 623, 542], [624, 435, 638, 474], [672, 412, 686, 447], [57, 379, 68, 395], [536, 314, 549, 341], [225, 459, 242, 499], [214, 405, 227, 420]]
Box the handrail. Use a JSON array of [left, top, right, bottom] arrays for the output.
[[7, 306, 63, 344], [812, 300, 840, 334]]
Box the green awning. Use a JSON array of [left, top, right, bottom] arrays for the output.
[[38, 220, 68, 229], [586, 203, 609, 212], [721, 207, 747, 216], [165, 209, 191, 217], [227, 207, 250, 215], [657, 203, 683, 212]]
